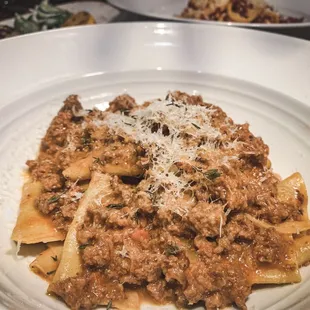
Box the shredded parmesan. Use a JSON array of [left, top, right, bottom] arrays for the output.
[[94, 92, 240, 214], [72, 106, 89, 117], [116, 245, 129, 258], [15, 240, 21, 258], [219, 215, 223, 238], [225, 208, 232, 217], [71, 192, 83, 202]]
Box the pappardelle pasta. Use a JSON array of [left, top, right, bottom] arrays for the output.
[[12, 91, 310, 310], [180, 0, 304, 24]]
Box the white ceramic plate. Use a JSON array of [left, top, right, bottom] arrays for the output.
[[1, 22, 310, 310], [0, 1, 120, 27], [108, 0, 310, 28]]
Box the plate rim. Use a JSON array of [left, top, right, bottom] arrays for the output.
[[1, 22, 310, 107], [1, 21, 309, 45]]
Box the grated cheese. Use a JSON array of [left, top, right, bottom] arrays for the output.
[[15, 240, 21, 258], [72, 106, 89, 118], [225, 208, 232, 217], [219, 215, 223, 238], [116, 245, 129, 258], [71, 192, 83, 202], [96, 92, 241, 214]]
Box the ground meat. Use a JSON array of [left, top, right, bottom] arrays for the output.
[[188, 202, 226, 237], [107, 94, 137, 113], [253, 228, 294, 266], [36, 192, 60, 214], [27, 159, 64, 191], [41, 96, 81, 154], [95, 141, 143, 177], [194, 236, 216, 258], [134, 191, 153, 213], [27, 92, 306, 310], [36, 184, 83, 230], [60, 202, 78, 219], [184, 260, 251, 310], [49, 271, 125, 310], [146, 280, 174, 303], [126, 247, 163, 283], [225, 214, 255, 241], [163, 252, 189, 285], [82, 240, 113, 268], [169, 90, 204, 106]]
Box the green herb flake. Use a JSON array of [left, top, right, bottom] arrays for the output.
[[204, 169, 221, 181], [166, 103, 181, 108], [107, 203, 124, 210], [93, 157, 104, 165], [191, 122, 201, 129], [81, 135, 92, 146], [47, 195, 61, 204], [106, 300, 112, 310], [120, 109, 130, 115], [79, 243, 91, 250], [165, 244, 180, 256], [132, 210, 141, 223], [47, 270, 56, 275], [51, 255, 58, 262]]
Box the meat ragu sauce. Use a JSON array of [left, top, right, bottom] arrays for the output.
[[28, 92, 306, 310]]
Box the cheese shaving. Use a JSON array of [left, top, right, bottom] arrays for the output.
[[219, 215, 223, 238], [97, 92, 240, 214], [15, 240, 21, 258], [71, 192, 83, 202], [72, 106, 89, 118], [105, 94, 235, 196], [116, 245, 129, 258]]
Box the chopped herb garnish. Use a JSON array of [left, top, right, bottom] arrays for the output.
[[47, 195, 61, 204], [166, 103, 181, 108], [124, 122, 134, 126], [79, 243, 91, 250], [132, 209, 141, 223], [51, 255, 58, 262], [47, 189, 67, 204], [81, 135, 92, 146], [120, 109, 130, 115], [204, 169, 221, 181], [165, 244, 180, 256], [106, 300, 112, 310], [47, 270, 56, 275], [107, 203, 124, 210], [191, 122, 201, 129], [93, 157, 104, 165]]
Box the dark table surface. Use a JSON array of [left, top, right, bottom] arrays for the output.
[[0, 0, 68, 19], [1, 0, 309, 40]]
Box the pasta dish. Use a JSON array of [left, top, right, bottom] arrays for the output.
[[180, 0, 304, 24], [12, 91, 310, 310]]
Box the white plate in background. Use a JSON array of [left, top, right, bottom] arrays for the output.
[[108, 0, 310, 28], [0, 23, 310, 310]]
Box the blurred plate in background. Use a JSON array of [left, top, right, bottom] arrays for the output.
[[108, 0, 310, 29]]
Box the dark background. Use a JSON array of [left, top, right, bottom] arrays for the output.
[[0, 0, 94, 20], [1, 0, 309, 40]]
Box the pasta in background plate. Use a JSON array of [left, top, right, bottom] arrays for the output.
[[11, 91, 310, 310], [180, 0, 304, 24]]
